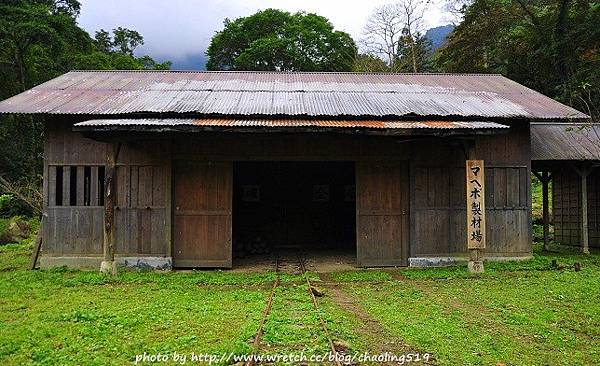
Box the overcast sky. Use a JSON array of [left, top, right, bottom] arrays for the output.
[[78, 0, 451, 70]]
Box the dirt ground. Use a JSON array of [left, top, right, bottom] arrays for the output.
[[231, 249, 362, 273]]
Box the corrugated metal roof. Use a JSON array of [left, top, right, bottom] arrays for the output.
[[531, 123, 600, 161], [0, 71, 588, 121], [74, 118, 509, 129]]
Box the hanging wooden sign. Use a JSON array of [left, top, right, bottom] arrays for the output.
[[466, 160, 486, 249]]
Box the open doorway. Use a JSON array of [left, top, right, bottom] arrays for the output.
[[232, 162, 356, 264]]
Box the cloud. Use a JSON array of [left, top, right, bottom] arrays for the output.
[[78, 0, 449, 69]]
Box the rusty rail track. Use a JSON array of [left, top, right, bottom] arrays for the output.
[[246, 256, 281, 366], [246, 253, 341, 366], [298, 254, 342, 366]]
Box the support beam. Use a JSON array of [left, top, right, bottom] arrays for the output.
[[533, 171, 553, 252], [571, 164, 592, 255], [100, 142, 121, 275], [580, 171, 590, 255], [542, 171, 550, 251]]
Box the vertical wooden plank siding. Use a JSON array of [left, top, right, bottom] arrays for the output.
[[173, 161, 233, 268], [62, 166, 70, 206], [164, 146, 173, 257], [90, 166, 98, 206], [356, 161, 409, 266], [113, 164, 168, 255], [48, 166, 57, 206], [76, 166, 85, 206]]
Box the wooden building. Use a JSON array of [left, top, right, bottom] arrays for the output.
[[0, 71, 589, 269], [531, 123, 600, 253]]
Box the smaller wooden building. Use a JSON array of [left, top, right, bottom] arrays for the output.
[[531, 123, 600, 252]]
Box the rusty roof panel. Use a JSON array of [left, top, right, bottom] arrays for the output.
[[74, 118, 509, 130], [531, 123, 600, 161], [0, 71, 588, 120]]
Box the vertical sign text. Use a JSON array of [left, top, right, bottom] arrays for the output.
[[466, 160, 485, 249]]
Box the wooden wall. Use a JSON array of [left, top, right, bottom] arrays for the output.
[[410, 124, 531, 257], [43, 119, 170, 257], [553, 166, 600, 247], [43, 119, 532, 263]]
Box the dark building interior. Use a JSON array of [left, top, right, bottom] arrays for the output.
[[232, 162, 356, 258]]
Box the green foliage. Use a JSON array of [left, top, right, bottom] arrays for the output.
[[89, 27, 172, 69], [206, 8, 357, 71], [394, 31, 434, 72], [353, 53, 390, 72], [111, 27, 144, 55], [436, 0, 600, 120], [0, 195, 23, 218]]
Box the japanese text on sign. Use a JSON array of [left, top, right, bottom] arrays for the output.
[[466, 160, 485, 249]]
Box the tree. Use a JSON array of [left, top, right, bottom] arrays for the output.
[[90, 28, 172, 70], [395, 30, 433, 72], [353, 54, 391, 72], [112, 27, 144, 56], [206, 9, 357, 72], [94, 29, 112, 53], [362, 0, 432, 71], [436, 0, 599, 121]]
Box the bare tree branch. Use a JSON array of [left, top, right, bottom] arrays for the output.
[[361, 0, 431, 71], [0, 176, 42, 215]]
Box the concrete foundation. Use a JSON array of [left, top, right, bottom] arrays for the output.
[[40, 256, 173, 271], [409, 255, 533, 268]]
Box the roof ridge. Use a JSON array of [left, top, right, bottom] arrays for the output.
[[68, 70, 505, 77]]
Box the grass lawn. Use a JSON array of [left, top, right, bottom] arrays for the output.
[[0, 243, 273, 365], [1, 238, 599, 365]]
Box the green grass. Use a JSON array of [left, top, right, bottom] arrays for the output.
[[327, 270, 392, 282], [1, 237, 599, 365], [0, 243, 271, 366], [261, 282, 330, 356], [342, 247, 600, 365]]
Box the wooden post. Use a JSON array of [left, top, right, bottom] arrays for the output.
[[29, 225, 43, 270], [534, 171, 553, 252], [580, 169, 590, 255], [541, 172, 550, 251], [100, 143, 121, 275], [572, 164, 592, 255]]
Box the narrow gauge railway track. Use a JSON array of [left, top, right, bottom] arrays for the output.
[[246, 253, 342, 366]]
